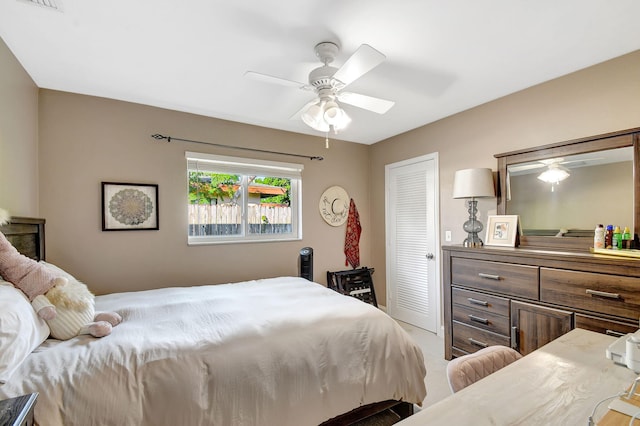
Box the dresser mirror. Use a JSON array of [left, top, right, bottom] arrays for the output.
[[495, 128, 639, 251]]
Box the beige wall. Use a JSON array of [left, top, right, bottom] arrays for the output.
[[0, 38, 39, 216], [38, 91, 370, 295], [371, 50, 640, 303]]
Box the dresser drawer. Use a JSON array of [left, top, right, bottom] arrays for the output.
[[540, 268, 640, 320], [452, 287, 510, 335], [451, 257, 539, 299], [452, 321, 510, 354], [453, 305, 511, 335], [452, 287, 510, 316], [575, 314, 639, 337]]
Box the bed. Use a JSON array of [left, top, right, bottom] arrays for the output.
[[0, 217, 427, 425]]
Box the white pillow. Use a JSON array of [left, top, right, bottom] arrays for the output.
[[39, 260, 78, 281], [0, 281, 51, 384]]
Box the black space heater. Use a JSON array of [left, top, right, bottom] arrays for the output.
[[299, 247, 313, 281]]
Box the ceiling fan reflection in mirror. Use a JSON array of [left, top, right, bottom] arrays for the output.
[[511, 158, 572, 192], [537, 163, 570, 189], [245, 41, 395, 146], [510, 157, 604, 192]]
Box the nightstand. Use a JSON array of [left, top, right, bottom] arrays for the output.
[[0, 393, 37, 426]]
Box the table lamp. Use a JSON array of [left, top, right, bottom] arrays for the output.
[[452, 168, 495, 247]]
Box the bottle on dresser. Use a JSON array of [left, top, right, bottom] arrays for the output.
[[613, 226, 622, 250], [605, 225, 614, 249], [594, 224, 605, 249], [622, 226, 633, 249]]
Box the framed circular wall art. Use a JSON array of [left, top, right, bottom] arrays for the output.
[[319, 186, 349, 226]]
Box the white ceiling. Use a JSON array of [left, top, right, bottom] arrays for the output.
[[2, 1, 640, 145]]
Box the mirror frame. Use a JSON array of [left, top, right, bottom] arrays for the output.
[[495, 127, 640, 251]]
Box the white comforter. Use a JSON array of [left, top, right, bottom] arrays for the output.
[[0, 277, 426, 426]]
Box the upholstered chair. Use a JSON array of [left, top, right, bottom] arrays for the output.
[[446, 345, 523, 393]]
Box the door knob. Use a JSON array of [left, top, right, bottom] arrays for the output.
[[426, 253, 435, 260]]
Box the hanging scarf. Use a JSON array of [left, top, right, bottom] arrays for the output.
[[344, 198, 361, 269]]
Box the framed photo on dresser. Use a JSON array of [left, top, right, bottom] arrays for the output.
[[485, 215, 519, 247]]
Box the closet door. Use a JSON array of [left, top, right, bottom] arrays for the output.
[[385, 153, 439, 332]]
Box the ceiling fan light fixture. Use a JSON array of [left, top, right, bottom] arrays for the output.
[[537, 166, 570, 184], [323, 101, 341, 123], [332, 110, 351, 132], [323, 100, 350, 130], [301, 103, 329, 132]]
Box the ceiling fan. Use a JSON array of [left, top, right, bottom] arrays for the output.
[[245, 41, 395, 134]]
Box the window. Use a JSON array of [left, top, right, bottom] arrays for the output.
[[186, 151, 303, 244]]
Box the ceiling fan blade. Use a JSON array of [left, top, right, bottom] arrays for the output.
[[560, 157, 604, 165], [337, 92, 394, 114], [333, 44, 385, 87], [509, 163, 546, 173], [540, 158, 564, 166], [244, 71, 312, 91]]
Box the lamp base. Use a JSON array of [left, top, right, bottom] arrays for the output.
[[463, 236, 484, 248], [461, 199, 484, 248]]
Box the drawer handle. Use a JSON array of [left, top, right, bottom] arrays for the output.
[[511, 326, 518, 350], [468, 338, 488, 348], [467, 297, 489, 307], [478, 272, 501, 280], [468, 314, 489, 325], [586, 289, 621, 299], [605, 329, 626, 338]]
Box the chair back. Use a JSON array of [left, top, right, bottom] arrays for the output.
[[446, 345, 522, 393]]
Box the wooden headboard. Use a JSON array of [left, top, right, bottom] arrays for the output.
[[0, 217, 46, 261]]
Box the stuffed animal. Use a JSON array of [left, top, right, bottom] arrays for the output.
[[0, 209, 121, 340], [30, 277, 122, 340]]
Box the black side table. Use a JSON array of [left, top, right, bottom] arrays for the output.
[[0, 394, 37, 426], [327, 267, 378, 307]]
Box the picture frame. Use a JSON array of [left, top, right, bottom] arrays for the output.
[[485, 215, 519, 247], [102, 182, 159, 231]]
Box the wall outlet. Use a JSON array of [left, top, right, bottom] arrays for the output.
[[445, 230, 452, 242]]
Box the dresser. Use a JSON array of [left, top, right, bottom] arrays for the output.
[[443, 245, 640, 360]]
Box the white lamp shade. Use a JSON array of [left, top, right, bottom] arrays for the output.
[[323, 101, 341, 124], [323, 100, 351, 130], [332, 109, 351, 131], [452, 168, 495, 199], [301, 103, 330, 132]]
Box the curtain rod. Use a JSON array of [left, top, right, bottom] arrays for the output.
[[151, 134, 324, 161]]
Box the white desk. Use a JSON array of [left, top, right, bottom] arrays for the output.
[[400, 328, 637, 425]]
